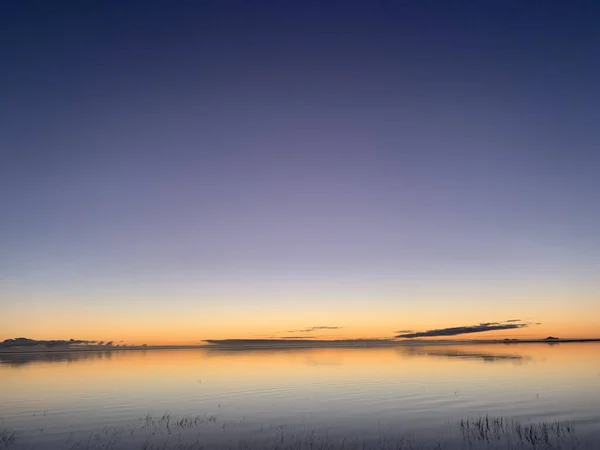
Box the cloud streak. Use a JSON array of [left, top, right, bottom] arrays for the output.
[[285, 326, 342, 333], [279, 336, 321, 339], [396, 321, 529, 339]]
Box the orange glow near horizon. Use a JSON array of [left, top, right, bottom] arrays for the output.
[[2, 320, 599, 346], [2, 279, 599, 345]]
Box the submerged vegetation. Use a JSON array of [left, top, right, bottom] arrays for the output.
[[0, 429, 17, 447], [0, 414, 588, 450], [459, 416, 577, 448]]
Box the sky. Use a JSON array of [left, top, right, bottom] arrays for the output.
[[1, 1, 599, 345]]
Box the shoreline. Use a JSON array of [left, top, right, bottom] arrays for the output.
[[1, 338, 600, 354]]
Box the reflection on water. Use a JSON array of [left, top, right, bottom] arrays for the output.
[[1, 343, 599, 449], [0, 345, 531, 367], [398, 346, 531, 364], [0, 350, 118, 366]]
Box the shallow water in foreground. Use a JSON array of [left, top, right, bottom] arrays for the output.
[[1, 343, 599, 449]]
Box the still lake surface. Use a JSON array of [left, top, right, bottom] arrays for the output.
[[1, 343, 599, 449]]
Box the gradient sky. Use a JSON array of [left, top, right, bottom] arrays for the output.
[[2, 1, 599, 344]]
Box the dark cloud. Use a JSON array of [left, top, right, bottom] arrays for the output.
[[396, 330, 413, 333], [396, 321, 528, 339], [285, 326, 342, 333], [0, 337, 98, 348], [506, 319, 522, 323]]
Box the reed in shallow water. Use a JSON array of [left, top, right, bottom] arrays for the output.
[[1, 415, 588, 450], [0, 428, 17, 447]]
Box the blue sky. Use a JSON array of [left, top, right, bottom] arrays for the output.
[[1, 1, 599, 343]]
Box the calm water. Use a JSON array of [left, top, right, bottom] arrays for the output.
[[1, 343, 599, 449]]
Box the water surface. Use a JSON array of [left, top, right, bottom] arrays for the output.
[[1, 343, 599, 448]]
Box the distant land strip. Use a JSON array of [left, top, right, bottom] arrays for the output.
[[202, 338, 600, 349], [1, 338, 600, 354]]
